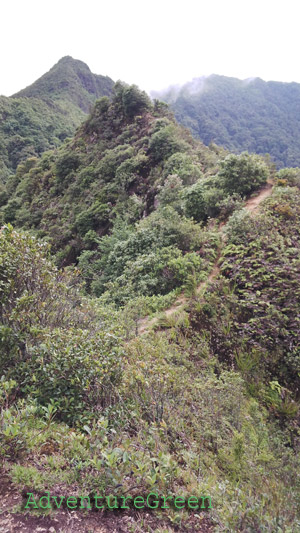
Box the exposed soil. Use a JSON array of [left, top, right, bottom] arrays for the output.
[[0, 474, 214, 533], [138, 183, 273, 333], [244, 182, 273, 212]]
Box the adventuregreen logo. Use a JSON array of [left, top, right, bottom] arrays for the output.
[[24, 491, 212, 511]]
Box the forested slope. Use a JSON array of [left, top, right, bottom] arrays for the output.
[[153, 74, 300, 168], [0, 57, 114, 181], [1, 82, 229, 305], [13, 56, 114, 112]]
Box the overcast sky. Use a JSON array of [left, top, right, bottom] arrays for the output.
[[1, 0, 299, 96]]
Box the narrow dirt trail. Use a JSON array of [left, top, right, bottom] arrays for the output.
[[138, 183, 273, 334], [244, 182, 273, 212]]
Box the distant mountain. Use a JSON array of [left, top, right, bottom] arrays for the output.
[[152, 74, 300, 167], [0, 57, 114, 181], [13, 56, 114, 113]]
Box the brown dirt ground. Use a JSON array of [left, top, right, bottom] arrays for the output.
[[244, 182, 273, 212], [0, 474, 214, 532]]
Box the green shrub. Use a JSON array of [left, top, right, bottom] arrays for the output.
[[182, 180, 207, 221], [276, 167, 300, 188], [55, 150, 80, 180], [218, 152, 269, 196], [162, 152, 203, 185], [156, 174, 183, 210], [0, 225, 123, 423], [122, 84, 151, 119], [149, 124, 186, 163], [17, 328, 122, 424]]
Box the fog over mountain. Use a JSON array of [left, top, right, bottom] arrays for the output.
[[152, 74, 300, 167]]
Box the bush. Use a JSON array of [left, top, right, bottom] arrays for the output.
[[115, 152, 148, 189], [103, 246, 203, 304], [182, 180, 207, 221], [276, 167, 300, 188], [149, 124, 186, 163], [224, 208, 254, 244], [122, 84, 151, 119], [55, 150, 80, 180], [202, 187, 226, 218], [218, 152, 269, 196], [217, 193, 243, 219], [0, 225, 123, 423], [156, 174, 183, 210], [16, 328, 122, 424], [162, 152, 203, 185]]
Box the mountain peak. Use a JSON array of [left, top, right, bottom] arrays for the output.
[[0, 59, 115, 178], [58, 55, 76, 62], [12, 57, 114, 113], [55, 55, 92, 71]]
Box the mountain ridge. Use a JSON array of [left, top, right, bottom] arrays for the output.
[[0, 56, 114, 181], [13, 56, 114, 112]]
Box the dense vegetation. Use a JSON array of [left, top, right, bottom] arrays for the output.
[[0, 82, 231, 307], [13, 56, 114, 112], [0, 83, 299, 531], [153, 74, 300, 168], [0, 57, 114, 182]]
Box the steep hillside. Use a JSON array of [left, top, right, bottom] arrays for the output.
[[0, 94, 79, 181], [1, 82, 239, 305], [153, 74, 300, 167], [13, 56, 114, 113], [0, 57, 114, 181]]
